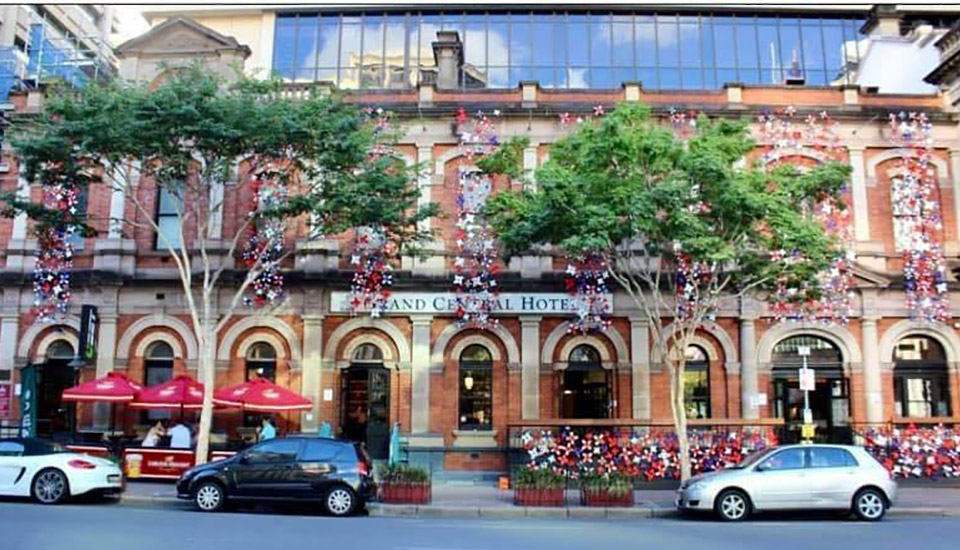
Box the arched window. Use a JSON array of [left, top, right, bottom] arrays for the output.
[[684, 345, 710, 419], [144, 341, 175, 422], [561, 344, 610, 419], [459, 344, 493, 430], [245, 342, 277, 382], [894, 336, 951, 418], [46, 340, 75, 360], [771, 335, 849, 443], [352, 343, 384, 363], [38, 339, 76, 439]]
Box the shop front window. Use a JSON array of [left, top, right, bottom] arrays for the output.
[[245, 342, 277, 382], [458, 344, 493, 430], [143, 342, 175, 423], [683, 345, 710, 419], [894, 336, 951, 418]]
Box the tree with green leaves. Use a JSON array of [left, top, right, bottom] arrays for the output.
[[481, 103, 850, 480], [4, 67, 438, 463]]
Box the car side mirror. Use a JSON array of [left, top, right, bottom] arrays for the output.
[[237, 454, 249, 464], [755, 463, 767, 472]]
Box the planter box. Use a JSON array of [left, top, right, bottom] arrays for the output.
[[381, 483, 432, 505], [581, 488, 635, 507], [514, 487, 565, 507]]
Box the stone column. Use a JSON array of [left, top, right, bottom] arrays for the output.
[[520, 317, 541, 419], [94, 313, 118, 428], [740, 316, 760, 419], [0, 289, 20, 391], [10, 165, 29, 240], [861, 317, 884, 424], [630, 317, 651, 419], [849, 147, 871, 243], [410, 316, 433, 433], [949, 150, 960, 241], [300, 315, 323, 432], [431, 31, 462, 89], [207, 179, 224, 240]]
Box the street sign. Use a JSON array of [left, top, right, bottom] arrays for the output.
[[18, 365, 36, 438], [799, 367, 815, 391], [801, 424, 816, 439], [79, 305, 99, 361]]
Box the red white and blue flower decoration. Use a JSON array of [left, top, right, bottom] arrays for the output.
[[242, 179, 287, 307], [563, 254, 612, 333], [348, 228, 395, 318], [453, 169, 500, 328], [889, 111, 950, 323], [33, 183, 79, 322]]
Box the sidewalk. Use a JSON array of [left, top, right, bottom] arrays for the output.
[[121, 481, 960, 519]]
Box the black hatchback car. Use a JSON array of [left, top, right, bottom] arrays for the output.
[[176, 437, 375, 516]]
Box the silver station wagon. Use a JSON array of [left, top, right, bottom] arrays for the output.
[[677, 444, 897, 521]]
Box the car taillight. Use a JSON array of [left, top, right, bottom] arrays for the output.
[[68, 459, 97, 470], [357, 460, 370, 476]]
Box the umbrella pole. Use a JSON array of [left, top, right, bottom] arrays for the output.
[[109, 403, 116, 457]]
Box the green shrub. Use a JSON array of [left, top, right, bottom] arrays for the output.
[[581, 473, 634, 497], [514, 466, 565, 489], [379, 463, 430, 485]]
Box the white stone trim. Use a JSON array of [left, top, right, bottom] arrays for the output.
[[878, 319, 960, 367], [341, 333, 397, 363], [557, 335, 613, 369], [236, 332, 288, 360], [540, 324, 629, 366], [323, 317, 411, 364], [134, 333, 185, 360], [34, 332, 79, 362], [431, 323, 519, 366], [866, 148, 950, 186], [667, 335, 721, 362], [449, 334, 503, 363], [659, 322, 740, 368], [116, 314, 198, 361], [756, 322, 863, 366], [217, 316, 302, 364], [18, 317, 81, 361]]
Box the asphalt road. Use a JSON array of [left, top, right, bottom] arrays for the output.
[[0, 499, 956, 550]]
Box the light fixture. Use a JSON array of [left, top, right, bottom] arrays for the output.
[[464, 375, 474, 391]]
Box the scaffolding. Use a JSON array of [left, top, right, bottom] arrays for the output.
[[0, 8, 115, 100]]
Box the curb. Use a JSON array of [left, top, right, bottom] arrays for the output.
[[367, 503, 680, 520]]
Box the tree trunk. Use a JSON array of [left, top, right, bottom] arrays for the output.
[[194, 322, 217, 465], [668, 356, 692, 481]]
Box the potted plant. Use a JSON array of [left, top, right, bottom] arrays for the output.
[[580, 473, 635, 507], [513, 467, 566, 507], [379, 463, 432, 504]]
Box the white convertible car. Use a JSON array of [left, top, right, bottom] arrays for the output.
[[0, 438, 124, 504]]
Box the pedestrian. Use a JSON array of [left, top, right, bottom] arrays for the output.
[[258, 417, 276, 442], [142, 420, 166, 447], [169, 420, 191, 449]]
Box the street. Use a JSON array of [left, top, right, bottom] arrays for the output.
[[0, 499, 957, 550]]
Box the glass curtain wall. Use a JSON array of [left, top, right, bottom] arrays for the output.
[[273, 10, 866, 90]]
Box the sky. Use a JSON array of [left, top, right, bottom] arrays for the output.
[[112, 5, 150, 46]]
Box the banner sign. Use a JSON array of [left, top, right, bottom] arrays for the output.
[[79, 305, 99, 361], [0, 384, 10, 419], [124, 448, 196, 479], [19, 365, 36, 438], [330, 291, 614, 315]]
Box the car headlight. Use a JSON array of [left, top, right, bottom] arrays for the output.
[[686, 480, 704, 492]]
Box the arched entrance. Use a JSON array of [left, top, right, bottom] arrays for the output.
[[341, 343, 390, 459], [772, 335, 850, 443], [244, 342, 277, 426], [684, 345, 711, 419], [36, 339, 77, 440], [560, 344, 611, 419], [143, 342, 176, 424], [894, 336, 952, 418]]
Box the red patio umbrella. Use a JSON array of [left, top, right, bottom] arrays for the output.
[[213, 378, 312, 412], [129, 375, 205, 420], [61, 372, 143, 440]]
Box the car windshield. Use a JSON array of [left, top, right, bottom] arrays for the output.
[[27, 439, 66, 456], [729, 447, 777, 469]]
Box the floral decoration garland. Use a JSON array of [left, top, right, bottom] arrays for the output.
[[558, 104, 606, 129], [858, 424, 960, 479], [521, 427, 777, 480], [454, 169, 499, 328], [758, 108, 856, 325], [563, 254, 613, 333], [456, 107, 499, 159], [674, 241, 714, 323], [242, 179, 287, 307], [349, 228, 395, 318], [889, 111, 950, 323], [32, 183, 79, 322]]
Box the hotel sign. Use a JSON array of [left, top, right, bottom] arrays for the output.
[[330, 291, 613, 315]]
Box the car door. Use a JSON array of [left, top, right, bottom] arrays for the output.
[[750, 448, 810, 510], [0, 442, 26, 493], [805, 447, 861, 508], [230, 439, 303, 498], [292, 440, 341, 499]]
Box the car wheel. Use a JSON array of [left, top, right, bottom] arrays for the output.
[[194, 481, 226, 513], [852, 488, 886, 521], [32, 468, 69, 505], [324, 485, 357, 517], [714, 489, 750, 522]]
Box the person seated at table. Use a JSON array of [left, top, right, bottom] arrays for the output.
[[257, 417, 276, 442], [169, 421, 192, 449], [142, 420, 167, 447]]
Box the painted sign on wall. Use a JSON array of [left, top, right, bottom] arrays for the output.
[[330, 292, 613, 315]]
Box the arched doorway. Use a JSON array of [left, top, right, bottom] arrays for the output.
[[894, 336, 951, 418], [341, 343, 390, 459], [244, 342, 277, 426], [143, 342, 175, 424], [36, 339, 76, 440], [560, 344, 610, 419], [459, 344, 493, 430], [772, 335, 850, 443], [684, 345, 711, 419]]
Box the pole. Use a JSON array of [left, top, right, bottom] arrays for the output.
[[798, 345, 812, 443]]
